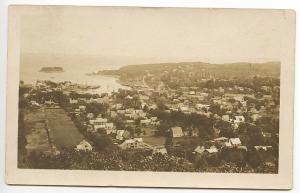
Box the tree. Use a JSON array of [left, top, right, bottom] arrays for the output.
[[246, 149, 263, 168], [194, 156, 208, 169], [217, 121, 236, 138], [86, 103, 108, 117], [93, 134, 117, 153]]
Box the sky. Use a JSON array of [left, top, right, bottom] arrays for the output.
[[20, 6, 284, 66]]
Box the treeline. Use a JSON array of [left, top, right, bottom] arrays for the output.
[[98, 62, 280, 79], [96, 62, 280, 89], [23, 147, 277, 173], [25, 149, 195, 172], [162, 76, 279, 91]]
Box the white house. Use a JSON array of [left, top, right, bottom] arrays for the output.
[[194, 146, 205, 154], [94, 118, 108, 125], [86, 113, 94, 119], [222, 115, 230, 122], [195, 104, 210, 110], [170, 127, 184, 138], [140, 119, 151, 125], [79, 105, 86, 111], [75, 140, 93, 151], [229, 138, 242, 147], [234, 116, 245, 123], [205, 146, 218, 154], [115, 103, 123, 109], [125, 95, 133, 100], [69, 99, 78, 104], [44, 100, 55, 105], [116, 130, 125, 140], [254, 146, 272, 151], [152, 146, 167, 155], [116, 130, 130, 140], [106, 122, 114, 129], [119, 138, 144, 149], [106, 128, 117, 135]]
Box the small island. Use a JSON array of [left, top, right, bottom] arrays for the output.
[[39, 67, 64, 73]]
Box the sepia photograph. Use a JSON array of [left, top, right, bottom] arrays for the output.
[[6, 5, 295, 189]]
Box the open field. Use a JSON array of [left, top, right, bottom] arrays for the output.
[[24, 107, 84, 151], [24, 110, 52, 153], [143, 136, 166, 146], [45, 108, 84, 149]]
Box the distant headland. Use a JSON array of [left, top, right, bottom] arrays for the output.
[[39, 67, 64, 73]]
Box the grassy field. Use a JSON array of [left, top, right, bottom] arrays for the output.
[[24, 110, 52, 153], [143, 136, 166, 146], [45, 108, 84, 149], [24, 108, 84, 151]]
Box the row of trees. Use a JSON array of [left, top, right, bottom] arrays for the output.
[[24, 146, 277, 173], [25, 148, 195, 172]]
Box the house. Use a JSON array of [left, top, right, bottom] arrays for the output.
[[106, 122, 114, 130], [219, 87, 225, 93], [213, 114, 221, 120], [152, 146, 167, 155], [237, 146, 248, 151], [225, 141, 233, 148], [140, 119, 151, 125], [44, 100, 55, 106], [234, 115, 245, 123], [125, 120, 135, 124], [115, 103, 123, 109], [93, 124, 105, 131], [117, 109, 126, 114], [69, 99, 78, 104], [195, 104, 210, 110], [119, 138, 144, 149], [149, 104, 158, 110], [90, 118, 108, 131], [125, 108, 135, 114], [211, 137, 228, 144], [150, 117, 158, 122], [179, 106, 189, 113], [94, 118, 107, 125], [254, 146, 273, 151], [251, 114, 261, 122], [30, 100, 40, 107], [205, 146, 218, 154], [110, 111, 117, 118], [222, 115, 230, 122], [116, 130, 130, 140], [106, 128, 117, 135], [140, 95, 150, 100], [262, 132, 272, 138], [229, 138, 242, 147], [79, 105, 86, 111], [263, 95, 272, 100], [194, 146, 205, 154], [86, 113, 94, 119], [116, 130, 125, 140], [170, 127, 184, 138], [125, 113, 140, 120], [140, 102, 147, 109], [189, 91, 196, 95], [75, 140, 93, 151], [125, 95, 133, 100]]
